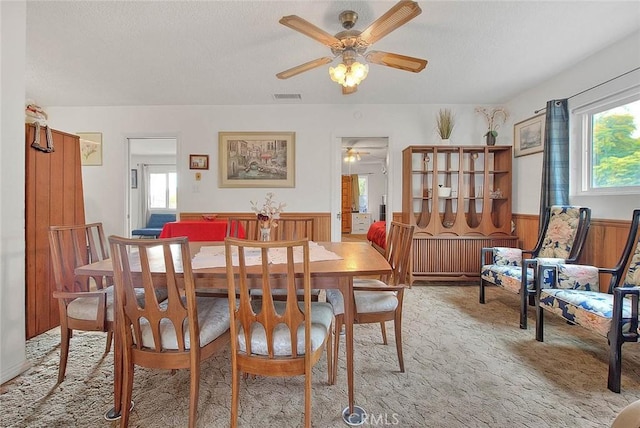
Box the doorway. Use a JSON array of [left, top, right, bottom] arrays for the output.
[[334, 136, 389, 241], [128, 137, 177, 236]]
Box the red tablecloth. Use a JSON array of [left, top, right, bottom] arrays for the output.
[[159, 220, 245, 241]]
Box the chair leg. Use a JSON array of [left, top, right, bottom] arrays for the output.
[[230, 366, 240, 428], [380, 321, 388, 345], [57, 327, 72, 384], [519, 287, 528, 330], [608, 332, 623, 393], [104, 330, 113, 355], [326, 320, 333, 385], [304, 363, 312, 428], [189, 359, 200, 428], [535, 302, 544, 342], [121, 352, 135, 427], [332, 314, 343, 385], [394, 311, 404, 373], [479, 278, 486, 304]]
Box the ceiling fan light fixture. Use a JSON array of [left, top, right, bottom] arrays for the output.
[[329, 61, 368, 88]]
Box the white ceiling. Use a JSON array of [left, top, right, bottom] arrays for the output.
[[25, 1, 640, 107]]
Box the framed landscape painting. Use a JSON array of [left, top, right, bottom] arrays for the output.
[[514, 113, 546, 157], [218, 131, 295, 188]]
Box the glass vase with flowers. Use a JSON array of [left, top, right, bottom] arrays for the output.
[[250, 192, 286, 241]]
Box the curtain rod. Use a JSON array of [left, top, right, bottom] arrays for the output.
[[534, 66, 640, 114]]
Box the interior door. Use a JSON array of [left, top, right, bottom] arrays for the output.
[[341, 175, 352, 233]]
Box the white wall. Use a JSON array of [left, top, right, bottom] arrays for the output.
[[506, 30, 640, 219], [0, 0, 29, 384]]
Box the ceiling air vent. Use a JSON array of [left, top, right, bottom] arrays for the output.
[[273, 93, 302, 101]]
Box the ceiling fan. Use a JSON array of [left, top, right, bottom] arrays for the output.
[[276, 0, 428, 95], [343, 147, 370, 162]]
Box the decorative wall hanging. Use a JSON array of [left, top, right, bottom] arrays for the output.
[[514, 113, 546, 157], [77, 132, 102, 166], [218, 131, 295, 188], [189, 154, 209, 170]]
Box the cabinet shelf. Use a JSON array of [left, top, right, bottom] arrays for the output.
[[402, 145, 514, 283]]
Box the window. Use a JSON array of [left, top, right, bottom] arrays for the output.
[[358, 176, 368, 213], [574, 87, 640, 195], [149, 171, 177, 209]]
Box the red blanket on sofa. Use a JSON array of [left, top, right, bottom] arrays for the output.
[[367, 221, 387, 251]]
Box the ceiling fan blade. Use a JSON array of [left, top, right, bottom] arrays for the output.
[[276, 57, 333, 79], [279, 15, 343, 49], [358, 0, 422, 46], [342, 85, 358, 95], [365, 51, 427, 73]]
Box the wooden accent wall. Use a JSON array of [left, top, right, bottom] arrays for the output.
[[179, 212, 332, 241], [512, 213, 633, 292], [26, 125, 85, 339]]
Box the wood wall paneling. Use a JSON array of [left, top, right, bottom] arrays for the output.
[[25, 125, 85, 339]]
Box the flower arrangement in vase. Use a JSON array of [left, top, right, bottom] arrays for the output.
[[436, 108, 455, 144], [475, 107, 509, 145], [250, 192, 285, 240]]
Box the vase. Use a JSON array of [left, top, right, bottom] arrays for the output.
[[440, 138, 451, 145], [260, 227, 271, 241], [485, 133, 496, 146]]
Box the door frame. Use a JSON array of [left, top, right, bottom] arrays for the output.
[[331, 132, 392, 242]]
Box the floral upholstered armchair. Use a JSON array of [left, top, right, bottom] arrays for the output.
[[535, 209, 640, 393], [480, 205, 591, 329]]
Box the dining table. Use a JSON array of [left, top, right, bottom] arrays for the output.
[[75, 240, 391, 426]]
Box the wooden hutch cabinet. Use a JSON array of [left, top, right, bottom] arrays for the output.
[[402, 145, 518, 283]]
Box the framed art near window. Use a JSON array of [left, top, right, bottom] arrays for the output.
[[514, 113, 545, 157], [218, 131, 295, 188], [189, 154, 209, 170]]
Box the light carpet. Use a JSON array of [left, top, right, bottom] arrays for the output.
[[2, 285, 640, 427]]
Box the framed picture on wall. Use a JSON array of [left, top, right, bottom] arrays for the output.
[[514, 113, 546, 157], [130, 169, 138, 189], [77, 132, 103, 166], [189, 154, 209, 170], [218, 131, 295, 188]]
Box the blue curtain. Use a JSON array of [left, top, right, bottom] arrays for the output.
[[539, 99, 570, 223]]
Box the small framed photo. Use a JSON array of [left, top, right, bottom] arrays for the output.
[[130, 169, 138, 189], [514, 113, 546, 157], [190, 154, 209, 170]]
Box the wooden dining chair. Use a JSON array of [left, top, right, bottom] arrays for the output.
[[271, 217, 315, 241], [326, 221, 414, 383], [109, 236, 231, 427], [49, 223, 113, 384], [224, 237, 334, 428]]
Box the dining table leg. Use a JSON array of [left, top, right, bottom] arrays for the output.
[[341, 276, 366, 426]]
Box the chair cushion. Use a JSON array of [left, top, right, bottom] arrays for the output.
[[326, 279, 399, 316], [482, 258, 566, 293], [138, 296, 230, 350], [67, 287, 169, 323], [67, 285, 116, 322], [493, 247, 523, 267], [539, 289, 636, 337], [481, 265, 534, 293], [239, 301, 333, 356], [538, 206, 582, 259]]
